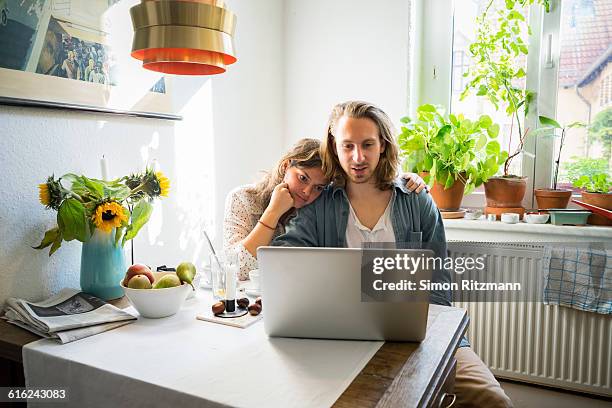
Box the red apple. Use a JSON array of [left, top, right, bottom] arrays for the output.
[[123, 264, 154, 286]]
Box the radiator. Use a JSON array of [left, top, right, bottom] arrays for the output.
[[448, 242, 612, 397]]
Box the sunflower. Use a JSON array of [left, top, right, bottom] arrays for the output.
[[92, 201, 129, 232], [38, 176, 65, 210], [39, 183, 51, 206], [156, 171, 170, 197]]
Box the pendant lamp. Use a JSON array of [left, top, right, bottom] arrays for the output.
[[130, 0, 237, 75]]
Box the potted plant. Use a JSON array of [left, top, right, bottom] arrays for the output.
[[34, 168, 171, 299], [533, 117, 585, 209], [398, 104, 503, 211], [461, 0, 551, 218], [573, 173, 612, 226]]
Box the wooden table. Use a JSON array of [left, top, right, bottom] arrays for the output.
[[0, 300, 467, 408]]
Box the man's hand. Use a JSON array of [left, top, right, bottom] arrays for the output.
[[401, 172, 429, 193], [268, 182, 295, 215]]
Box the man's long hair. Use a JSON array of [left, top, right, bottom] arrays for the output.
[[321, 101, 399, 190]]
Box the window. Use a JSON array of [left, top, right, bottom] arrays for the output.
[[554, 0, 611, 188], [450, 0, 530, 178], [415, 0, 612, 206]]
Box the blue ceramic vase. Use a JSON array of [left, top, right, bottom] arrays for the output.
[[80, 228, 126, 300]]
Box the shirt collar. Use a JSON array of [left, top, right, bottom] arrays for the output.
[[347, 190, 394, 233]]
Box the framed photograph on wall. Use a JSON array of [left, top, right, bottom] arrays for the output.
[[0, 0, 181, 120]]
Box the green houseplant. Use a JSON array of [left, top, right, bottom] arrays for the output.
[[533, 117, 585, 209], [461, 0, 551, 217], [573, 173, 612, 226], [398, 104, 505, 211]]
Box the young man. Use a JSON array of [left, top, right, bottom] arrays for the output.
[[273, 101, 513, 408]]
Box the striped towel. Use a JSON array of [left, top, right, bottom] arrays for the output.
[[542, 245, 612, 314]]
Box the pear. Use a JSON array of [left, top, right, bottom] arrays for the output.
[[127, 274, 153, 289], [152, 274, 181, 289], [176, 262, 196, 290]]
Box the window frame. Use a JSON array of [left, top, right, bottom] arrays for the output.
[[412, 0, 564, 208]]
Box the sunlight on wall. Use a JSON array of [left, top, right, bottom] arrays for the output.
[[173, 80, 216, 265]]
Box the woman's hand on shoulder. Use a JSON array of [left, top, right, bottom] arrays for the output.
[[401, 172, 428, 194], [268, 182, 295, 215]]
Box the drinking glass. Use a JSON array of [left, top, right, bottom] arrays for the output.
[[211, 252, 238, 300]]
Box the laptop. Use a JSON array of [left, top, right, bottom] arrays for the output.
[[258, 247, 433, 341]]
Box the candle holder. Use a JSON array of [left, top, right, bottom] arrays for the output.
[[211, 251, 246, 318]]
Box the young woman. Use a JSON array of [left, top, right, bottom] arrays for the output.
[[223, 138, 426, 279]]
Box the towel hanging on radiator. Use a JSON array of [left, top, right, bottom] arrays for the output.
[[542, 244, 612, 314]]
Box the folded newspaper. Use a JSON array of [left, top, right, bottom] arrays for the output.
[[3, 288, 136, 344]]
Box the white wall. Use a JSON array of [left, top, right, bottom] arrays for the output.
[[0, 0, 413, 305], [0, 0, 285, 305], [283, 0, 411, 145]]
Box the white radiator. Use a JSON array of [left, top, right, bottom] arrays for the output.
[[448, 242, 612, 397]]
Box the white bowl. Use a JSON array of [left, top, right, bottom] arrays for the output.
[[524, 213, 550, 224], [121, 272, 190, 318], [501, 213, 520, 224], [248, 269, 261, 290]]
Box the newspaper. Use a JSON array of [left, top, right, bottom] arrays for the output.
[[2, 288, 136, 344]]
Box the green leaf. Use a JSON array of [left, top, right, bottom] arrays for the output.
[[33, 227, 60, 250], [475, 134, 487, 150], [57, 198, 89, 242], [538, 116, 561, 128], [122, 199, 153, 244], [487, 123, 500, 138], [476, 85, 488, 96], [81, 177, 104, 198], [498, 150, 509, 166], [417, 104, 437, 113], [400, 116, 411, 124], [423, 155, 434, 171], [49, 230, 63, 256], [478, 115, 492, 128], [103, 183, 131, 201], [115, 226, 124, 247], [486, 140, 501, 156], [567, 121, 586, 129], [444, 172, 455, 190], [508, 10, 525, 21]]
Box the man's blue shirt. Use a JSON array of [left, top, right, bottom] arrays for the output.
[[272, 178, 451, 306]]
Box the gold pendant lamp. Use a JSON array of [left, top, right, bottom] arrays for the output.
[[130, 0, 237, 75]]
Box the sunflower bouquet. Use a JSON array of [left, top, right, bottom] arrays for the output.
[[35, 168, 170, 256]]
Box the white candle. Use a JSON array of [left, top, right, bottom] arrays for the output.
[[226, 263, 236, 300], [151, 158, 160, 172], [100, 156, 109, 180]]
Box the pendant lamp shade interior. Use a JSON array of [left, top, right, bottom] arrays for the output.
[[130, 0, 237, 75]]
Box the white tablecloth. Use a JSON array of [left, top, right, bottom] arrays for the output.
[[23, 290, 383, 408]]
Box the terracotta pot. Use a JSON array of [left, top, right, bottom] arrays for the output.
[[534, 189, 572, 209], [484, 177, 527, 208], [581, 191, 612, 226], [421, 172, 466, 211]]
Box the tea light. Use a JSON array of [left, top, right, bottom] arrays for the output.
[[486, 214, 497, 222]]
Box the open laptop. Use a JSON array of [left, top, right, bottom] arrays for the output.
[[258, 247, 433, 341]]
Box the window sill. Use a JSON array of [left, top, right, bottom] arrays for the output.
[[443, 218, 612, 242]]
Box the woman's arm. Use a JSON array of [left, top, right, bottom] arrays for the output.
[[223, 184, 293, 279], [240, 183, 294, 257]]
